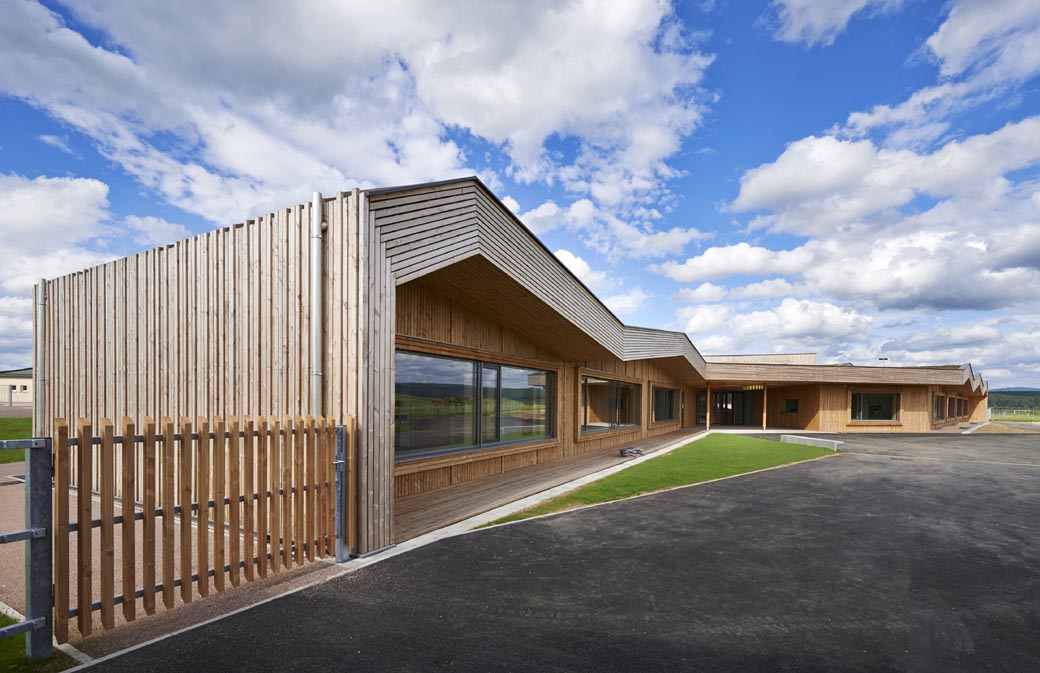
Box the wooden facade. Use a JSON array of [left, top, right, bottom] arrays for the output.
[[34, 176, 989, 551], [391, 280, 698, 498]]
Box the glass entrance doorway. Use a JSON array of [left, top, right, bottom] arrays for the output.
[[697, 390, 756, 426]]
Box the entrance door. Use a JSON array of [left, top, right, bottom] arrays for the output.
[[712, 391, 753, 425]]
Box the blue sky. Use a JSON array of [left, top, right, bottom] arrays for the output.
[[1, 0, 1039, 387]]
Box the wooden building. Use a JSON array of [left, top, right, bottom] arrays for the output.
[[32, 177, 989, 552]]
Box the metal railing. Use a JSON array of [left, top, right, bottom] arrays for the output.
[[0, 437, 53, 660]]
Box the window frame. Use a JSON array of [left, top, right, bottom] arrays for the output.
[[934, 394, 946, 422], [650, 385, 681, 425], [394, 348, 556, 463], [578, 368, 643, 438], [850, 391, 901, 423]]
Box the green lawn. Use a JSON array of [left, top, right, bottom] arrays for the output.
[[0, 614, 75, 672], [484, 434, 834, 527], [992, 413, 1040, 422], [0, 419, 33, 465]]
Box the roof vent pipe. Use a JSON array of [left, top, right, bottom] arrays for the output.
[[310, 192, 325, 416]]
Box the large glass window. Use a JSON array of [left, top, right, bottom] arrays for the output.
[[500, 366, 551, 442], [581, 375, 641, 433], [934, 395, 945, 422], [395, 351, 553, 460], [652, 387, 679, 424], [852, 392, 900, 421]]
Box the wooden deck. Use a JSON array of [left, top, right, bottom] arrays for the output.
[[393, 428, 705, 542]]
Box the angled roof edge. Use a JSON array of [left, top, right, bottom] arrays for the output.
[[369, 176, 707, 375]]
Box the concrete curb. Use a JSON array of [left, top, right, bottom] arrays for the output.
[[962, 422, 989, 434], [0, 599, 93, 665]]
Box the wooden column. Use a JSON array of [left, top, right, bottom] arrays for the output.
[[705, 383, 712, 431], [762, 385, 768, 431]]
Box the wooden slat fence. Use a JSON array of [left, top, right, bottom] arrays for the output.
[[52, 414, 346, 643]]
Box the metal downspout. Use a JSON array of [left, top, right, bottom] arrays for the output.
[[310, 192, 325, 416]]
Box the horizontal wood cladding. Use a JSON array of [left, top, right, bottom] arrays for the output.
[[368, 179, 708, 379], [707, 362, 987, 394]]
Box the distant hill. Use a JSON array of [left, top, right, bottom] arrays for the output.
[[990, 389, 1040, 410]]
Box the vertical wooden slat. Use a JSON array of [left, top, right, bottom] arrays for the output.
[[100, 420, 115, 629], [282, 416, 293, 569], [178, 417, 193, 604], [228, 417, 241, 587], [142, 417, 157, 615], [256, 417, 268, 579], [315, 417, 326, 557], [243, 417, 255, 582], [54, 420, 70, 643], [213, 417, 226, 592], [268, 416, 280, 573], [161, 417, 175, 609], [76, 419, 93, 637], [195, 417, 210, 599], [293, 416, 304, 566], [120, 417, 136, 622], [304, 415, 315, 562]]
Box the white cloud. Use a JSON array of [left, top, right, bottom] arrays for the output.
[[603, 287, 650, 317], [925, 0, 1040, 79], [0, 296, 34, 370], [730, 298, 872, 342], [123, 215, 192, 248], [840, 1, 1040, 146], [677, 303, 732, 334], [501, 195, 520, 214], [526, 198, 707, 259], [674, 282, 727, 303], [731, 117, 1040, 236], [520, 201, 564, 235], [38, 134, 76, 155], [729, 278, 795, 299], [0, 173, 110, 253], [652, 242, 812, 282], [764, 0, 904, 47], [553, 249, 614, 294], [0, 0, 714, 226]]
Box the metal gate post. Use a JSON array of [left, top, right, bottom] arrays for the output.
[[333, 425, 350, 562], [25, 437, 53, 659]]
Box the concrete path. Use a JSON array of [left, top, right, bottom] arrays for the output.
[[0, 405, 32, 418], [80, 435, 1040, 672]]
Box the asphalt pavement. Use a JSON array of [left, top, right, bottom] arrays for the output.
[[81, 434, 1040, 673]]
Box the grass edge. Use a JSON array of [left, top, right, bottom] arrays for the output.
[[475, 447, 840, 531]]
